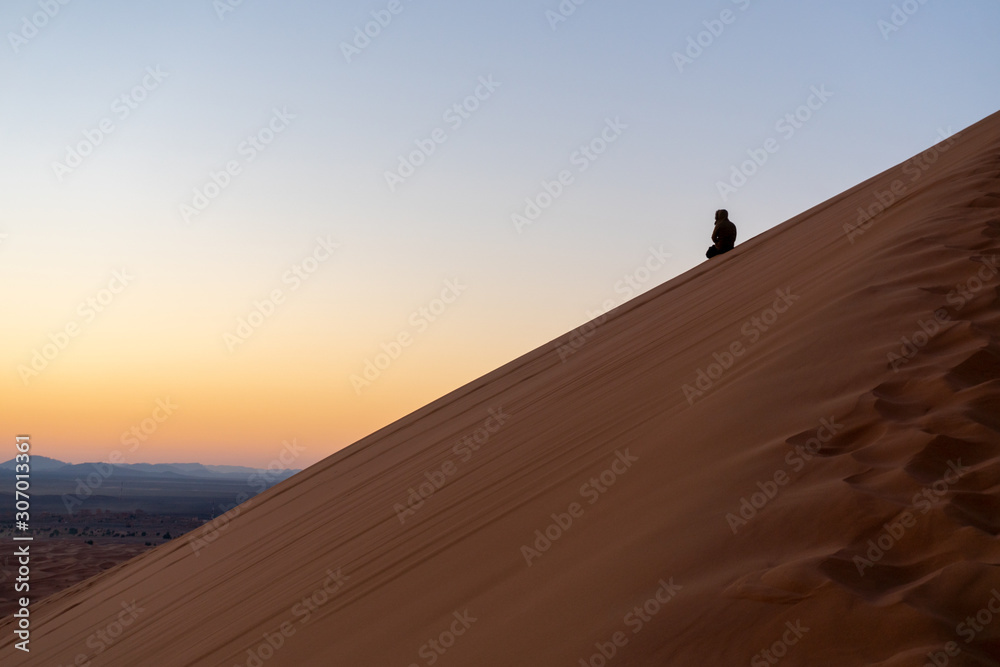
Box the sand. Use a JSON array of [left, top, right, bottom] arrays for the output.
[[0, 540, 151, 618], [3, 110, 999, 666]]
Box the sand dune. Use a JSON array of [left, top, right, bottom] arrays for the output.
[[4, 110, 1000, 666]]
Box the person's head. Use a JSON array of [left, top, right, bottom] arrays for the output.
[[715, 209, 728, 222]]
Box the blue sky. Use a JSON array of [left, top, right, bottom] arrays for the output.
[[2, 0, 999, 465]]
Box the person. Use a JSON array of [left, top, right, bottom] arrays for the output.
[[706, 209, 737, 258]]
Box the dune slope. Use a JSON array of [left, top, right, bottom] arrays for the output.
[[4, 111, 1000, 666]]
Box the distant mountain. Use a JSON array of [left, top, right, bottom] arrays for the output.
[[0, 455, 302, 517], [117, 462, 300, 479], [0, 457, 299, 480], [0, 455, 69, 471]]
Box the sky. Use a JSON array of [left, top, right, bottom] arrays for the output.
[[1, 0, 998, 467]]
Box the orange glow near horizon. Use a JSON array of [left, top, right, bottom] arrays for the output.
[[1, 305, 545, 468]]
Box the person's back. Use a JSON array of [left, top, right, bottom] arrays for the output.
[[707, 210, 737, 258]]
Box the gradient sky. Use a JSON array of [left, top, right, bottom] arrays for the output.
[[2, 0, 999, 467]]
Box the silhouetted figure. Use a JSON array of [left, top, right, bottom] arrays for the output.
[[706, 209, 737, 258]]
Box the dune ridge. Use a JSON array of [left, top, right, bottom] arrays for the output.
[[3, 111, 1000, 666]]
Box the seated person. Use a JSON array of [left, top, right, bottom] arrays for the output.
[[707, 209, 737, 259]]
